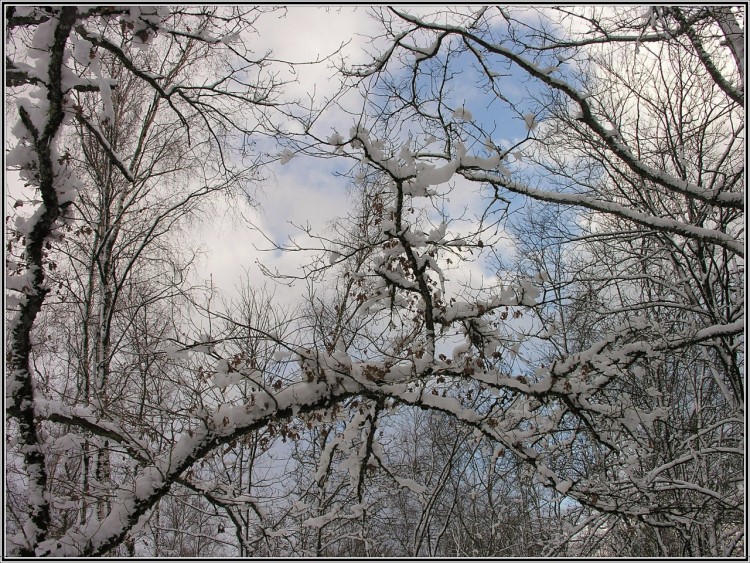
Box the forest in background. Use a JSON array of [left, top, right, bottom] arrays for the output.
[[5, 6, 744, 557]]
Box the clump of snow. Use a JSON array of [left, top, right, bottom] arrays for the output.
[[6, 272, 34, 293], [279, 148, 295, 164], [213, 371, 242, 390], [519, 279, 540, 305], [90, 58, 115, 124], [164, 344, 189, 359], [411, 39, 441, 61], [71, 36, 94, 67], [523, 113, 538, 131], [53, 434, 83, 452], [219, 32, 241, 45], [426, 222, 447, 243], [273, 349, 292, 361], [556, 479, 573, 494], [394, 476, 426, 494], [453, 107, 473, 121], [413, 159, 459, 188], [328, 132, 344, 154], [328, 250, 343, 265], [134, 467, 164, 501], [303, 510, 339, 529], [460, 152, 500, 170]]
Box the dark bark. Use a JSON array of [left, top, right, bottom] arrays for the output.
[[7, 7, 78, 554]]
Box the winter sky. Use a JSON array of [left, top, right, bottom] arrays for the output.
[[196, 7, 379, 300], [199, 6, 535, 304], [3, 6, 541, 306]]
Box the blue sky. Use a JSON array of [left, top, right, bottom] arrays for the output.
[[153, 7, 555, 305]]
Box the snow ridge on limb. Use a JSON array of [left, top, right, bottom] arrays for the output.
[[5, 6, 291, 556], [464, 169, 744, 258], [282, 6, 743, 556], [6, 8, 79, 554], [7, 5, 743, 557], [39, 378, 365, 556], [387, 7, 744, 212]]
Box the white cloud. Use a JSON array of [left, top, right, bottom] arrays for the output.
[[199, 153, 352, 303], [196, 7, 519, 308], [197, 8, 381, 301], [256, 7, 378, 101]]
